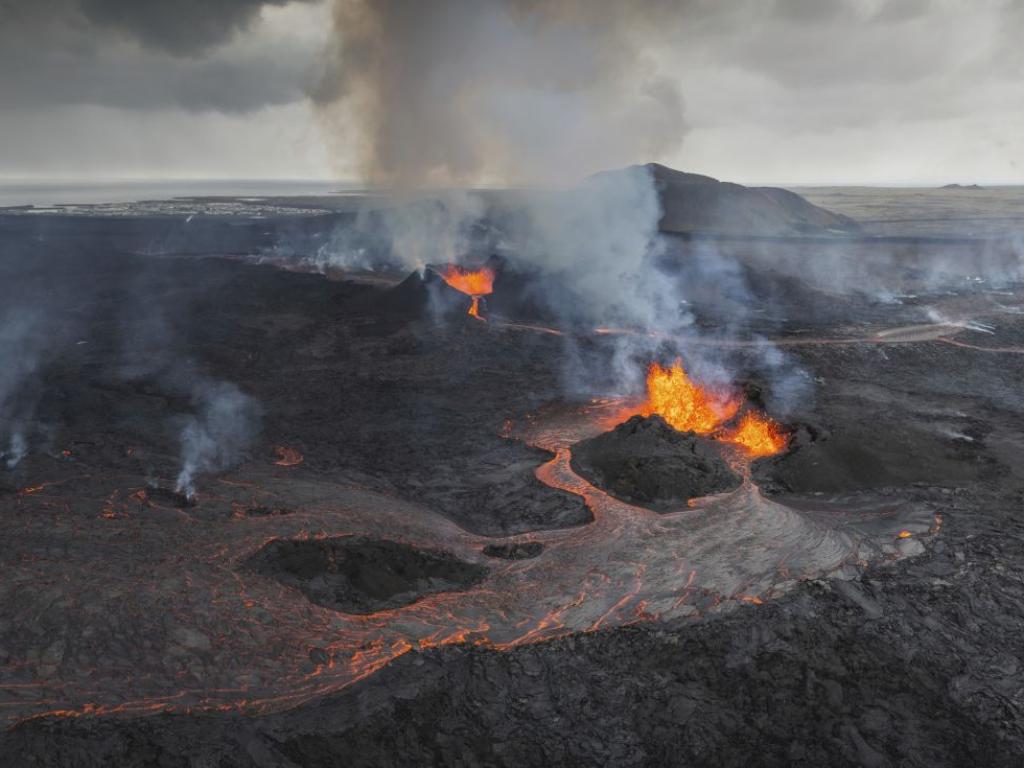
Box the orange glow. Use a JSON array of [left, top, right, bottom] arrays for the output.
[[273, 446, 304, 467], [639, 358, 787, 458], [439, 264, 495, 297], [721, 411, 789, 458], [641, 359, 738, 434], [439, 264, 495, 320], [898, 530, 913, 539]]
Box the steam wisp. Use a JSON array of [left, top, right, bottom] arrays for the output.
[[175, 381, 262, 499], [0, 309, 47, 471]]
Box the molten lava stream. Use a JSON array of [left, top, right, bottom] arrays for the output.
[[4, 389, 930, 724]]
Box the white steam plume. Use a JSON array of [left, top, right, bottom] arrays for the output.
[[0, 309, 47, 470], [175, 381, 262, 498]]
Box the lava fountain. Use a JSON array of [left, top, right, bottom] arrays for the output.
[[639, 358, 789, 458], [438, 264, 496, 320], [721, 411, 789, 458], [641, 359, 739, 434]]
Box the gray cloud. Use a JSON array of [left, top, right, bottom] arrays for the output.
[[681, 0, 982, 90], [80, 0, 304, 56], [0, 0, 1019, 184], [0, 0, 318, 112]]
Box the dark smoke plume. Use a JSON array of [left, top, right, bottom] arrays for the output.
[[315, 0, 685, 186], [311, 1, 816, 414]]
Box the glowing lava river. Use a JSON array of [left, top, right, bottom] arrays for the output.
[[1, 399, 938, 725]]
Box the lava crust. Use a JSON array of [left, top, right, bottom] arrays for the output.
[[482, 541, 544, 560], [3, 195, 1024, 767], [754, 417, 1001, 494], [247, 537, 489, 614], [570, 415, 741, 510], [144, 486, 195, 508]]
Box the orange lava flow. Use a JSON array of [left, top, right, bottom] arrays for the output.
[[439, 264, 495, 320], [640, 358, 788, 457], [641, 359, 738, 434], [721, 411, 789, 457]]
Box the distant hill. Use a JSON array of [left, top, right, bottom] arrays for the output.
[[941, 183, 984, 191], [594, 163, 861, 237]]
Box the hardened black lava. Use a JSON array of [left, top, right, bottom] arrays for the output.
[[1, 207, 1024, 767]]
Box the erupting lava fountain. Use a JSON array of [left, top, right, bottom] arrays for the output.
[[640, 358, 789, 458], [438, 264, 496, 320]]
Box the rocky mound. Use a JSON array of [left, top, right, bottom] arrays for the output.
[[361, 256, 518, 321], [355, 266, 461, 318], [571, 415, 740, 511], [247, 537, 488, 614], [594, 163, 861, 237], [753, 420, 999, 494]]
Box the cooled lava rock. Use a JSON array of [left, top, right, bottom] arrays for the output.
[[591, 163, 861, 237], [753, 419, 1000, 494], [482, 541, 544, 560], [247, 537, 488, 614], [241, 505, 295, 517], [144, 486, 195, 508], [571, 415, 741, 510], [450, 453, 592, 536]]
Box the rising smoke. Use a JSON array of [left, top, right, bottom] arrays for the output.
[[118, 257, 263, 497], [311, 0, 807, 407], [0, 309, 48, 470], [314, 0, 684, 187], [312, 0, 687, 323], [175, 381, 262, 498]]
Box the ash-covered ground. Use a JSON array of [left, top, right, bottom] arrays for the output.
[[2, 191, 1024, 766]]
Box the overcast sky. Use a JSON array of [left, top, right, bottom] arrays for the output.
[[0, 0, 1020, 186]]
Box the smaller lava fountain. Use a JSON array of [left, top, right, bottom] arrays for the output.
[[640, 359, 788, 458], [721, 411, 788, 458], [438, 264, 496, 320]]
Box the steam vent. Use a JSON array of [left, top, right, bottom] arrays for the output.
[[3, 3, 1024, 765]]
